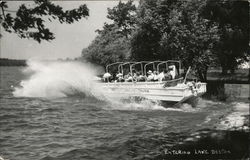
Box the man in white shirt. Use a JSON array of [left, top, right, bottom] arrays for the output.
[[158, 71, 165, 82], [147, 70, 154, 81], [103, 72, 111, 82], [169, 65, 177, 79], [153, 71, 159, 81]]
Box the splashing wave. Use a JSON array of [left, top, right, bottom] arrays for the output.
[[13, 60, 104, 99]]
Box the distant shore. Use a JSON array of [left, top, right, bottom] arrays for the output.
[[0, 58, 26, 66]]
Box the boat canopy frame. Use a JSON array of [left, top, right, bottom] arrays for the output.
[[144, 61, 165, 75], [105, 60, 182, 77], [129, 61, 150, 76], [118, 62, 136, 75], [106, 62, 124, 73]]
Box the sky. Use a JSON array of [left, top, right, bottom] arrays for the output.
[[0, 1, 121, 60]]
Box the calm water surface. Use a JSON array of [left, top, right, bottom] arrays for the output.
[[0, 66, 249, 160]]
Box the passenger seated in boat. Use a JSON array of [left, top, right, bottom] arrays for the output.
[[132, 72, 137, 81], [125, 73, 133, 82], [132, 71, 143, 82], [146, 70, 155, 81], [137, 72, 146, 82], [132, 72, 138, 82], [103, 72, 112, 82], [163, 69, 172, 81], [158, 70, 165, 82], [153, 71, 159, 81], [116, 72, 124, 82]]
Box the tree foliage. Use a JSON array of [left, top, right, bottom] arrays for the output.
[[202, 0, 249, 73], [131, 0, 219, 81], [82, 0, 249, 81], [82, 0, 136, 66], [107, 0, 136, 38], [82, 24, 130, 67], [0, 0, 89, 42]]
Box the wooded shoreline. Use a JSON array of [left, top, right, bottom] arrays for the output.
[[0, 58, 26, 66]]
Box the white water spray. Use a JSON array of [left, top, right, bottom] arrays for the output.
[[13, 60, 104, 99]]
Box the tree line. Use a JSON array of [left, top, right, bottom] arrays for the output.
[[82, 0, 249, 81], [0, 0, 248, 81], [0, 58, 26, 66]]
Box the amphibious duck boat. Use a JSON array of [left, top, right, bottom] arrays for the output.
[[99, 61, 206, 104]]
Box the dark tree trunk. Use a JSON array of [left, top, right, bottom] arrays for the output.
[[198, 70, 206, 82]]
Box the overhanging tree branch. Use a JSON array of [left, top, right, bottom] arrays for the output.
[[0, 1, 89, 42], [0, 2, 6, 19]]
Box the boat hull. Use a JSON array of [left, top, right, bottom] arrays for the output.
[[100, 81, 207, 103]]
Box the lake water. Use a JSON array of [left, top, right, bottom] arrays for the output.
[[0, 62, 249, 160]]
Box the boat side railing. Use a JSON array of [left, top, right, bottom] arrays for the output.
[[163, 77, 183, 87], [102, 77, 185, 88]]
